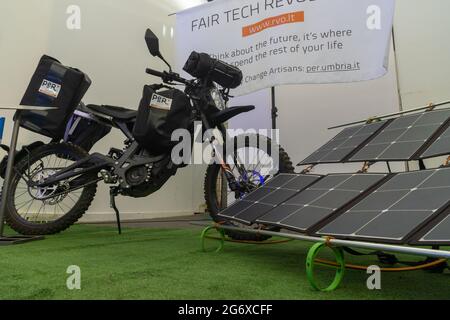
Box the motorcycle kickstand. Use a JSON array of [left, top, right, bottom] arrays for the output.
[[110, 187, 122, 235]]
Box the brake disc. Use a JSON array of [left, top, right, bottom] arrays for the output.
[[29, 169, 69, 205]]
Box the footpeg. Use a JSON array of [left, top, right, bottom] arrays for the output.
[[101, 169, 116, 184]]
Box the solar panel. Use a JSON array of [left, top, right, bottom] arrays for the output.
[[411, 213, 450, 245], [316, 168, 450, 244], [420, 122, 450, 159], [349, 109, 450, 162], [256, 173, 388, 233], [299, 121, 388, 165], [217, 174, 322, 225]]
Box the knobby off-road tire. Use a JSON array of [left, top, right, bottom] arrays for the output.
[[204, 134, 294, 241], [5, 143, 97, 235]]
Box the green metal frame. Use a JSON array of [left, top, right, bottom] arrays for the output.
[[198, 223, 450, 292], [305, 242, 346, 292], [200, 225, 346, 291], [201, 226, 225, 253]]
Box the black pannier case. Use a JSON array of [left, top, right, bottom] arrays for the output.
[[183, 51, 243, 89], [133, 85, 192, 155], [19, 55, 91, 139]]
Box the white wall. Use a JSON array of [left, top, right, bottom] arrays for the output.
[[0, 0, 206, 221], [229, 89, 272, 132], [394, 0, 450, 108], [394, 0, 450, 169]]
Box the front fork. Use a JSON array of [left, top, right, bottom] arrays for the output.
[[206, 126, 253, 200], [209, 134, 240, 193], [200, 110, 247, 196]]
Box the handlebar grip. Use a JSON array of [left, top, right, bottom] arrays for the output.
[[146, 68, 191, 86], [146, 68, 165, 79]]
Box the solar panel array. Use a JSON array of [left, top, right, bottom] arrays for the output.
[[256, 173, 387, 232], [217, 174, 322, 225], [420, 123, 450, 159], [299, 121, 388, 165], [216, 109, 450, 246], [316, 168, 450, 243], [349, 109, 450, 162], [412, 214, 450, 245]]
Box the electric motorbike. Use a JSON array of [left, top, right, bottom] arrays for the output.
[[4, 29, 294, 240]]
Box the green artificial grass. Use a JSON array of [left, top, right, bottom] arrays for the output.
[[0, 224, 449, 300]]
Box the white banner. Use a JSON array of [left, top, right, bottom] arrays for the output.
[[175, 0, 395, 96]]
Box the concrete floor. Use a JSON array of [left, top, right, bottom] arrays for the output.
[[86, 214, 211, 229]]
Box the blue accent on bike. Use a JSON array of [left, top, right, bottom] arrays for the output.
[[0, 117, 5, 141], [251, 170, 265, 186], [238, 171, 266, 200]]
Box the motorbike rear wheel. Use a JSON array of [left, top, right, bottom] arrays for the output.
[[5, 143, 97, 235], [204, 134, 295, 241]]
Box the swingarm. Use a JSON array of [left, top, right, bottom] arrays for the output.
[[30, 153, 112, 188]]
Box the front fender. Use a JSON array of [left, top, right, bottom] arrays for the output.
[[210, 105, 255, 127]]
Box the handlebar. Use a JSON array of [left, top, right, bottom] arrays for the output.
[[145, 68, 192, 86], [145, 68, 165, 79]]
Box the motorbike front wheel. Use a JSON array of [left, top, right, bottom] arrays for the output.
[[204, 134, 295, 241], [5, 143, 98, 235]]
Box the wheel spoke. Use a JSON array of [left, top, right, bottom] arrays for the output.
[[52, 202, 58, 218], [14, 189, 29, 199], [30, 201, 45, 222], [66, 194, 78, 204], [15, 199, 34, 212], [56, 202, 66, 217], [59, 200, 72, 211], [254, 152, 269, 175], [22, 199, 36, 220]]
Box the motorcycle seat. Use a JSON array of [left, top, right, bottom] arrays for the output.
[[84, 104, 137, 121]]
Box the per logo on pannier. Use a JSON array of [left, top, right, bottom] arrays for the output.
[[150, 93, 173, 111], [38, 79, 61, 98]]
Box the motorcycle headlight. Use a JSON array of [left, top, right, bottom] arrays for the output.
[[210, 88, 227, 110]]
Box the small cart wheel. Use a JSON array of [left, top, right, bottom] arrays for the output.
[[201, 226, 225, 253], [306, 242, 346, 292]]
